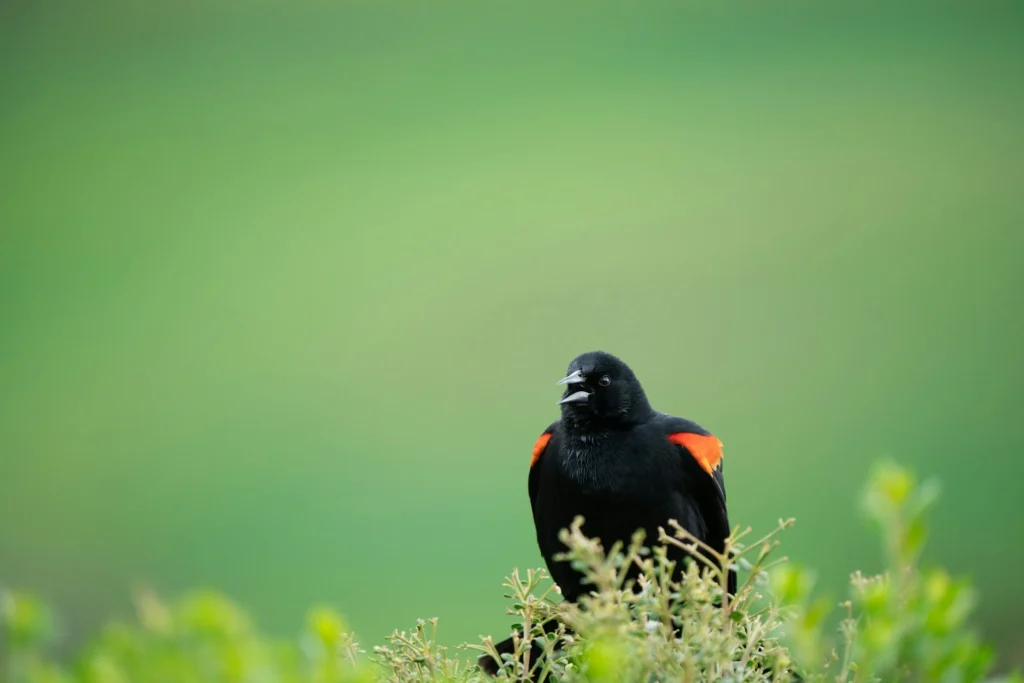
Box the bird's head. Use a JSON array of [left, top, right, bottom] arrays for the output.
[[557, 351, 653, 428]]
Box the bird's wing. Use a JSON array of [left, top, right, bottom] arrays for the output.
[[657, 415, 727, 503], [655, 415, 735, 593], [527, 423, 558, 515]]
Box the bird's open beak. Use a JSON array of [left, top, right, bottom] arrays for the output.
[[557, 370, 585, 386], [557, 371, 589, 405]]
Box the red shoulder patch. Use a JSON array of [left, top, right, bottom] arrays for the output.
[[667, 432, 723, 476], [530, 432, 552, 468]]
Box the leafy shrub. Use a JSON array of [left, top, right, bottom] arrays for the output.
[[1, 461, 1018, 682]]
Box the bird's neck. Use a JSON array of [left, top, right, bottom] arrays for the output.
[[561, 398, 655, 436]]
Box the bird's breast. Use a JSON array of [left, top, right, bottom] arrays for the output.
[[557, 436, 655, 499]]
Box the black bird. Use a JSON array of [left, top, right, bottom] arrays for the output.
[[479, 350, 734, 677]]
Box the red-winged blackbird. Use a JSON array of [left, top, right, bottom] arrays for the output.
[[479, 350, 734, 677]]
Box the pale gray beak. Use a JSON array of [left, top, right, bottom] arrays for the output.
[[558, 390, 590, 405], [556, 370, 585, 386]]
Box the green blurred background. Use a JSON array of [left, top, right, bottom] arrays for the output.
[[2, 0, 1023, 668]]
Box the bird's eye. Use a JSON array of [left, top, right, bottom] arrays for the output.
[[598, 375, 611, 387]]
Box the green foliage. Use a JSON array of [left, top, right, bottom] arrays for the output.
[[1, 462, 1017, 683], [466, 515, 798, 682], [780, 461, 1006, 683], [1, 589, 376, 683]]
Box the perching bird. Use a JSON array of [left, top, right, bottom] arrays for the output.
[[479, 350, 734, 677]]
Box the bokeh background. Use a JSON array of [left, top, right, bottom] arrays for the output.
[[2, 0, 1023, 670]]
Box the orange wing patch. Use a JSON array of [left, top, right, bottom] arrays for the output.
[[531, 432, 552, 468], [667, 432, 723, 476]]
